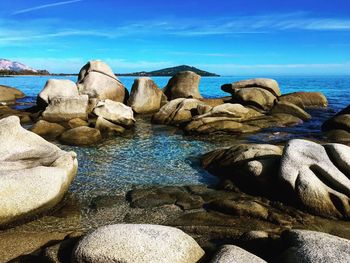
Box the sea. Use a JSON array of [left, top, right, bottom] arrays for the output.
[[1, 75, 349, 199]]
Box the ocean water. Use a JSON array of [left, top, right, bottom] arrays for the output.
[[1, 75, 349, 198]]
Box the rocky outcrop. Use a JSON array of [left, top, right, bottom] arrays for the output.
[[30, 120, 65, 140], [279, 92, 328, 108], [37, 79, 78, 108], [127, 77, 165, 113], [222, 78, 281, 97], [163, 71, 202, 100], [42, 95, 89, 122], [270, 101, 311, 121], [77, 60, 128, 103], [0, 85, 25, 104], [95, 116, 125, 135], [279, 139, 350, 218], [73, 224, 205, 263], [279, 230, 350, 263], [0, 105, 32, 123], [210, 245, 267, 263], [93, 99, 135, 127], [0, 116, 77, 227], [322, 105, 350, 142], [60, 126, 102, 146]]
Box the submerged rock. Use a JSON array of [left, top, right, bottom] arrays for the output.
[[322, 105, 350, 142], [163, 71, 202, 100], [279, 92, 328, 108], [74, 224, 205, 263], [30, 120, 66, 140], [60, 126, 102, 146], [0, 84, 25, 104], [0, 116, 77, 227], [210, 245, 267, 263]]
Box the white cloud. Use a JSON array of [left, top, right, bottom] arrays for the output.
[[12, 0, 83, 15]]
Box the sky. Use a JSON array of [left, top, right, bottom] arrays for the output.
[[0, 0, 349, 75]]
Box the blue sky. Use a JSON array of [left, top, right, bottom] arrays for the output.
[[0, 0, 350, 75]]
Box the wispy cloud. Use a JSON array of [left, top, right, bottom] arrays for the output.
[[12, 0, 83, 15]]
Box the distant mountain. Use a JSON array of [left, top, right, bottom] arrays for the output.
[[0, 59, 49, 75], [117, 65, 220, 77]]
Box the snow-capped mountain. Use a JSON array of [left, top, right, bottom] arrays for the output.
[[0, 59, 37, 73]]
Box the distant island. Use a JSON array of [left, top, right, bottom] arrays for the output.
[[116, 65, 220, 77]]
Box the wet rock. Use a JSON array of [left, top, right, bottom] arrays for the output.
[[279, 92, 328, 108], [128, 77, 164, 113], [67, 118, 89, 129], [0, 84, 25, 104], [270, 101, 311, 121], [37, 79, 78, 108], [279, 230, 350, 263], [242, 113, 302, 129], [210, 245, 267, 263], [77, 60, 128, 102], [279, 139, 350, 218], [95, 116, 125, 135], [93, 99, 135, 127], [30, 120, 66, 140], [60, 126, 102, 146], [222, 78, 281, 97], [73, 224, 205, 263], [0, 116, 78, 227], [163, 71, 202, 100], [0, 105, 32, 123], [42, 95, 89, 122], [322, 105, 350, 142]]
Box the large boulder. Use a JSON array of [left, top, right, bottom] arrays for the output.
[[77, 60, 128, 102], [279, 139, 350, 218], [37, 79, 78, 108], [127, 77, 164, 113], [322, 105, 350, 142], [270, 101, 311, 121], [60, 126, 102, 146], [222, 78, 281, 97], [95, 116, 125, 135], [0, 116, 77, 227], [73, 224, 204, 263], [30, 120, 66, 140], [279, 92, 328, 108], [231, 87, 277, 111], [42, 95, 89, 122], [0, 85, 25, 104], [163, 71, 202, 100], [93, 99, 135, 127], [279, 230, 350, 263], [210, 245, 267, 263]]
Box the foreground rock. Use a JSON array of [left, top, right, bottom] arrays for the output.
[[77, 60, 128, 102], [0, 116, 78, 227], [37, 79, 78, 108], [30, 120, 65, 140], [128, 77, 165, 113], [279, 139, 350, 218], [210, 245, 267, 263], [60, 126, 102, 146], [163, 71, 202, 100], [74, 224, 204, 263], [279, 92, 328, 108], [279, 230, 350, 263], [0, 84, 25, 104], [322, 105, 350, 142]]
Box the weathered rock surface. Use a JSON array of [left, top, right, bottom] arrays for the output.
[[279, 230, 350, 263], [68, 118, 89, 129], [279, 139, 350, 218], [95, 116, 125, 135], [93, 99, 135, 127], [231, 87, 277, 111], [163, 71, 202, 100], [128, 77, 164, 113], [270, 101, 311, 121], [0, 84, 25, 104], [77, 60, 128, 102], [37, 79, 78, 108], [60, 126, 102, 146], [74, 224, 205, 263], [0, 116, 78, 227], [30, 120, 65, 140], [210, 245, 267, 263], [222, 78, 281, 97], [42, 95, 89, 122], [322, 105, 350, 142], [279, 92, 328, 108], [0, 105, 32, 123]]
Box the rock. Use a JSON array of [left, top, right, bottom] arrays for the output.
[[0, 105, 32, 123], [242, 114, 302, 129], [73, 224, 205, 263], [279, 92, 328, 108], [198, 97, 230, 107], [322, 105, 350, 142], [37, 79, 78, 108], [68, 118, 89, 129], [163, 71, 202, 100], [42, 95, 89, 122], [279, 230, 350, 263], [93, 99, 135, 127], [30, 120, 66, 140], [0, 116, 77, 227], [270, 101, 311, 121], [128, 77, 164, 113], [222, 78, 281, 97], [231, 87, 277, 111], [0, 85, 25, 104], [77, 60, 128, 102], [60, 126, 102, 146], [279, 139, 350, 218], [95, 116, 125, 135], [210, 245, 267, 263]]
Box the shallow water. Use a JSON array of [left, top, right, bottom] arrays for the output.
[[1, 75, 350, 197]]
